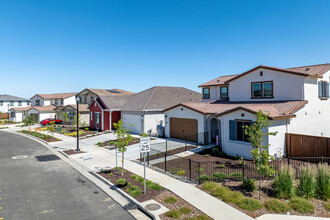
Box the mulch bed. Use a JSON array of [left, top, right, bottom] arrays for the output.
[[100, 137, 157, 147], [19, 130, 61, 142], [63, 150, 87, 155], [57, 127, 96, 137], [98, 168, 212, 219], [139, 146, 196, 162], [198, 181, 330, 218]]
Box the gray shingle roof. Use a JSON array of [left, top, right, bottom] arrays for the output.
[[0, 94, 29, 101], [122, 86, 202, 111], [98, 95, 133, 110]]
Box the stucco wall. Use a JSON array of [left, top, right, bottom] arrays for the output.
[[64, 96, 76, 105], [229, 68, 305, 101], [202, 86, 220, 102], [121, 111, 144, 134], [143, 112, 165, 136], [164, 106, 205, 138], [31, 96, 45, 106], [0, 101, 30, 113]]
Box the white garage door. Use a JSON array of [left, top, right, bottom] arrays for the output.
[[123, 114, 142, 134]]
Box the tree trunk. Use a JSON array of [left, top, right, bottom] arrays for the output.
[[121, 152, 124, 176]]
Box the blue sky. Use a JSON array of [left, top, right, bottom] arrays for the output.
[[1, 0, 330, 98]]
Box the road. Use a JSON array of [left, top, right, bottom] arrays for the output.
[[0, 131, 134, 220]]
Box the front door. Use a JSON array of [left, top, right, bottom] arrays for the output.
[[95, 112, 101, 130], [211, 118, 219, 143]]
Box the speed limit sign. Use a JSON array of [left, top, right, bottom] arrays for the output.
[[140, 137, 151, 153]]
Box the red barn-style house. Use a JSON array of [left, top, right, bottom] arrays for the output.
[[89, 95, 133, 131]]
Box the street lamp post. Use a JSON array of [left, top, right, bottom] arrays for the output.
[[75, 96, 80, 151]]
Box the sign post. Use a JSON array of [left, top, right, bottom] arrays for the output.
[[140, 137, 151, 195]]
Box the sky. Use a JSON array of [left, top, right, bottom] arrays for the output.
[[0, 0, 330, 99]]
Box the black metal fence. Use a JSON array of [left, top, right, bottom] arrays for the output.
[[139, 146, 330, 183]]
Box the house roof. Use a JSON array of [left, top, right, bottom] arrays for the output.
[[96, 95, 133, 110], [30, 105, 57, 112], [164, 100, 308, 119], [9, 106, 31, 111], [32, 92, 77, 99], [287, 63, 330, 77], [54, 104, 89, 112], [0, 94, 29, 101], [122, 86, 202, 111], [198, 75, 239, 87], [77, 88, 135, 97]]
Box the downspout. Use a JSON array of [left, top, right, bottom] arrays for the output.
[[109, 110, 112, 131], [101, 109, 104, 131]]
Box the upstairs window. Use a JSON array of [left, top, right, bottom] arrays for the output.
[[55, 99, 58, 106], [90, 97, 94, 103], [18, 101, 22, 106], [220, 86, 228, 98], [252, 81, 273, 98], [0, 101, 3, 106], [318, 81, 329, 99], [10, 101, 14, 106], [35, 99, 40, 106], [10, 111, 15, 118], [229, 120, 253, 143], [61, 99, 64, 105], [203, 88, 210, 99]]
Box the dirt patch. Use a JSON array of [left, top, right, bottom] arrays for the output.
[[19, 130, 61, 142], [99, 137, 157, 147], [63, 150, 87, 155]]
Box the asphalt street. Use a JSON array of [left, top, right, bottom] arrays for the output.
[[0, 131, 134, 220]]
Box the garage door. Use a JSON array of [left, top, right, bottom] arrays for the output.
[[123, 114, 142, 134], [170, 118, 198, 142]]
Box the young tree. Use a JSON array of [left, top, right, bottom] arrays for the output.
[[244, 110, 277, 177], [73, 113, 81, 127], [47, 121, 56, 139], [109, 119, 134, 176], [62, 112, 70, 125]]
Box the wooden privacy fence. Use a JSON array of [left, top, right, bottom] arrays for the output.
[[0, 113, 9, 119], [286, 133, 330, 157]]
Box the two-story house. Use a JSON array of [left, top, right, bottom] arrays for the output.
[[0, 94, 30, 113], [164, 63, 330, 159], [10, 92, 76, 122]]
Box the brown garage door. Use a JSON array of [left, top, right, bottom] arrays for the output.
[[170, 118, 198, 142]]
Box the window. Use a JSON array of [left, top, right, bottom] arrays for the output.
[[229, 120, 253, 143], [90, 112, 93, 120], [18, 101, 22, 106], [318, 81, 329, 99], [10, 111, 15, 118], [35, 99, 40, 106], [203, 88, 210, 99], [251, 81, 273, 98], [55, 99, 58, 105], [61, 99, 64, 105], [90, 97, 94, 103], [0, 101, 3, 106], [10, 101, 14, 106], [220, 86, 228, 98], [26, 101, 30, 105]]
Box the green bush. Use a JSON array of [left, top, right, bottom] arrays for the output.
[[236, 197, 262, 211], [184, 214, 210, 220], [218, 151, 226, 157], [289, 198, 315, 214], [164, 210, 181, 219], [221, 191, 244, 204], [96, 142, 104, 147], [211, 186, 231, 197], [204, 154, 211, 157], [109, 172, 113, 177], [324, 201, 330, 211], [179, 206, 192, 214], [136, 176, 144, 182], [217, 164, 225, 168], [274, 165, 295, 198], [213, 172, 227, 180], [264, 199, 291, 213], [130, 174, 137, 179], [116, 178, 126, 185], [129, 188, 142, 197], [212, 147, 220, 154], [201, 182, 218, 191], [195, 168, 205, 172], [127, 185, 139, 193], [234, 154, 240, 160], [148, 182, 162, 190], [229, 171, 243, 179], [164, 196, 177, 204], [198, 174, 210, 183], [242, 178, 256, 192], [316, 163, 330, 200], [297, 165, 316, 199], [177, 169, 186, 176]]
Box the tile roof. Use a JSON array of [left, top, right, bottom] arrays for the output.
[[122, 86, 202, 111], [78, 88, 135, 96], [0, 94, 29, 101], [35, 93, 77, 99], [164, 100, 308, 119], [54, 104, 89, 112], [10, 106, 31, 111], [198, 75, 239, 87], [287, 63, 330, 77], [30, 105, 57, 112]]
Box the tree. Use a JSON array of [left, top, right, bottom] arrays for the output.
[[62, 112, 70, 125], [73, 113, 81, 127], [109, 119, 134, 176], [244, 110, 277, 178], [47, 121, 55, 139], [23, 115, 35, 126]]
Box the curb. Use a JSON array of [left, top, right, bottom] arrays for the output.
[[90, 172, 157, 220]]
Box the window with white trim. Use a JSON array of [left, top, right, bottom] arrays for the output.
[[203, 88, 210, 99], [18, 101, 22, 106], [318, 81, 329, 99], [10, 101, 14, 106], [229, 120, 253, 143]]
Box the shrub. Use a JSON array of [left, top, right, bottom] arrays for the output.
[[129, 188, 142, 197], [148, 182, 162, 190], [221, 191, 244, 204], [211, 186, 231, 197], [177, 169, 186, 176], [236, 197, 262, 211], [164, 210, 181, 219], [289, 198, 315, 214], [164, 196, 177, 204], [201, 182, 218, 191], [184, 214, 210, 220], [234, 154, 240, 160], [195, 168, 205, 172], [204, 154, 211, 157], [218, 151, 226, 157], [116, 178, 126, 185], [316, 163, 330, 200], [136, 176, 144, 182], [274, 165, 295, 198], [96, 142, 104, 147], [264, 199, 291, 213], [324, 201, 330, 211], [242, 178, 256, 192], [212, 147, 220, 154], [198, 174, 210, 183], [127, 185, 139, 192], [213, 172, 227, 180], [297, 165, 316, 199], [179, 206, 192, 214], [130, 174, 137, 180], [85, 127, 89, 131], [109, 172, 113, 177], [229, 171, 243, 179], [217, 164, 225, 168]]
